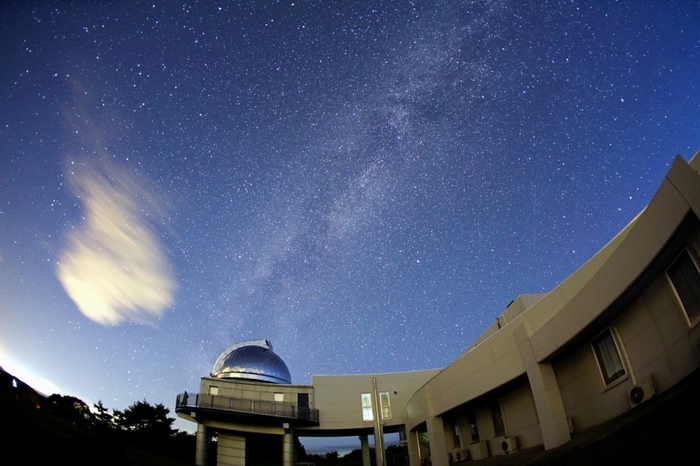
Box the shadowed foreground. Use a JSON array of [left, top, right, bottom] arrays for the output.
[[457, 366, 700, 466]]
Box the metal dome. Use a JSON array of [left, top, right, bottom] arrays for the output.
[[210, 339, 292, 384]]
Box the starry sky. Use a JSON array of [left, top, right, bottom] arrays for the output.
[[1, 0, 699, 443]]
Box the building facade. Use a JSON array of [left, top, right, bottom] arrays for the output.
[[178, 153, 700, 466]]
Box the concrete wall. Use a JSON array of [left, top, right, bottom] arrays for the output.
[[307, 370, 439, 432], [554, 227, 700, 432], [436, 377, 541, 461], [553, 337, 629, 432], [217, 432, 246, 466], [500, 379, 543, 449]]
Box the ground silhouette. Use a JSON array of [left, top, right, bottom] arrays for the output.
[[0, 366, 193, 465]]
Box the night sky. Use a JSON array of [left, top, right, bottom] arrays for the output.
[[1, 0, 699, 446]]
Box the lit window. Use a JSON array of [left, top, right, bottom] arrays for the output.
[[361, 393, 373, 421], [591, 328, 626, 386], [380, 392, 391, 419], [667, 249, 700, 325], [274, 393, 284, 403], [362, 392, 391, 420], [209, 386, 219, 395]]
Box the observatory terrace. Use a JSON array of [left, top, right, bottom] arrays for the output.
[[175, 340, 319, 427], [175, 390, 319, 426]]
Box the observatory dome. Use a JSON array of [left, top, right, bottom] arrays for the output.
[[210, 339, 292, 384]]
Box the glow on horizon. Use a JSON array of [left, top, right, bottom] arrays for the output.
[[0, 348, 62, 396]]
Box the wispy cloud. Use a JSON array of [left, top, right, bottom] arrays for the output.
[[56, 158, 176, 325]]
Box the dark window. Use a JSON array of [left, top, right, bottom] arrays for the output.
[[491, 402, 505, 436], [668, 249, 700, 325], [298, 393, 309, 420], [451, 419, 461, 447], [468, 411, 479, 442], [592, 329, 626, 386]]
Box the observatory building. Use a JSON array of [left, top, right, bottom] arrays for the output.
[[178, 153, 700, 466]]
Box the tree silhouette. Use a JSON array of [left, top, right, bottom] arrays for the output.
[[121, 399, 176, 438], [92, 400, 116, 433], [42, 394, 93, 429]]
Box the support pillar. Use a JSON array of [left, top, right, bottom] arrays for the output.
[[515, 323, 571, 449], [283, 426, 295, 466], [426, 416, 448, 466], [196, 424, 208, 466], [360, 435, 371, 466], [406, 430, 421, 466]]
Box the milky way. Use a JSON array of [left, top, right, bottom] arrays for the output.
[[1, 1, 698, 443]]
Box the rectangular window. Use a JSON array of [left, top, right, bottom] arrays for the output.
[[490, 402, 505, 436], [592, 328, 626, 386], [668, 249, 700, 325], [468, 411, 479, 442], [380, 392, 391, 419], [274, 393, 284, 403], [361, 393, 373, 421], [209, 386, 219, 395], [451, 419, 461, 447]]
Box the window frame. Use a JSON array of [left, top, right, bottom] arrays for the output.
[[379, 392, 392, 420], [591, 328, 627, 388], [467, 411, 479, 442], [361, 393, 373, 421], [667, 248, 700, 327], [490, 401, 505, 437], [451, 418, 462, 448]]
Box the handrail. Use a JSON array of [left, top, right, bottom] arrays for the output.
[[175, 392, 318, 423]]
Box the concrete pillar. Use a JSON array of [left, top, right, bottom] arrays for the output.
[[426, 416, 448, 466], [360, 435, 371, 466], [196, 424, 208, 466], [283, 428, 295, 466], [515, 323, 571, 449], [407, 430, 422, 466]]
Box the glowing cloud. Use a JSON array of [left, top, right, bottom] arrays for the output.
[[56, 158, 176, 325]]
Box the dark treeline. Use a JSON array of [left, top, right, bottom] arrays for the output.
[[1, 366, 194, 465], [302, 444, 409, 466]]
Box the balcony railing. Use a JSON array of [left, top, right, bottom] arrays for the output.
[[176, 392, 319, 423]]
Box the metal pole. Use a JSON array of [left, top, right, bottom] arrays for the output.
[[372, 377, 386, 466]]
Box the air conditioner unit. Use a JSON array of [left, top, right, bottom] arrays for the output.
[[628, 376, 655, 407], [500, 436, 518, 454], [449, 448, 469, 462]]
